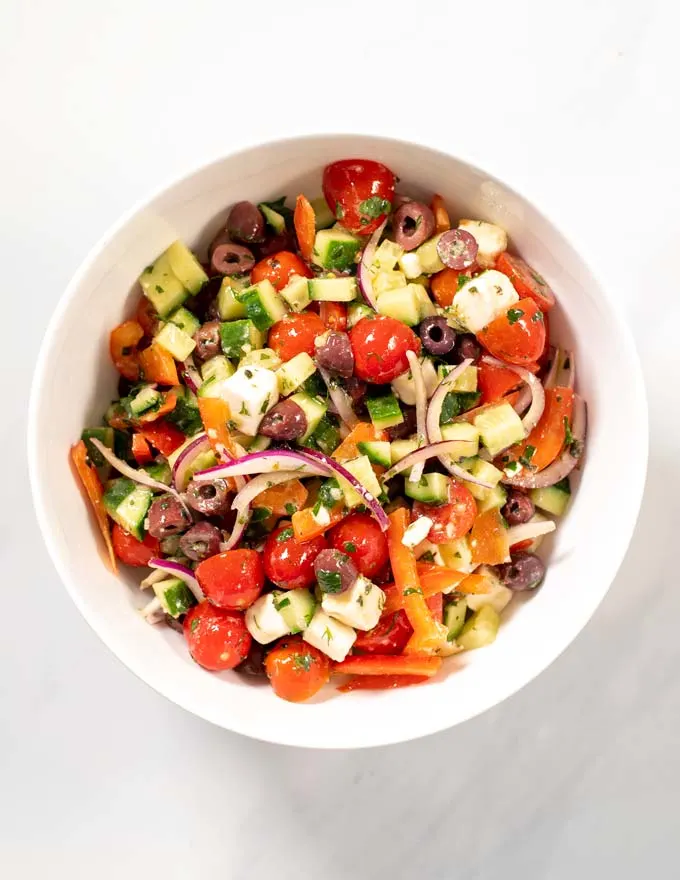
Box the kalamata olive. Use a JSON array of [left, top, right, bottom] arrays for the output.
[[226, 201, 265, 244], [453, 333, 482, 363], [501, 489, 535, 526], [345, 375, 367, 408], [211, 242, 255, 276], [256, 230, 295, 258], [386, 406, 417, 440], [259, 399, 308, 441], [393, 201, 435, 251], [313, 549, 359, 594], [237, 641, 268, 677], [436, 229, 478, 270], [147, 495, 192, 539], [179, 521, 222, 562], [164, 614, 185, 633], [418, 316, 456, 356], [496, 552, 546, 592], [314, 330, 354, 378], [186, 478, 230, 516], [193, 321, 221, 361]]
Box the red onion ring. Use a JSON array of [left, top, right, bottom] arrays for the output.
[[405, 350, 428, 483], [357, 218, 388, 310], [506, 519, 556, 546], [172, 433, 212, 491], [382, 439, 478, 483], [192, 449, 330, 481], [141, 596, 165, 623], [317, 365, 359, 429], [148, 557, 204, 602], [180, 355, 201, 394]]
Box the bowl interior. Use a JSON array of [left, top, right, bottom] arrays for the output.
[[29, 135, 646, 747]]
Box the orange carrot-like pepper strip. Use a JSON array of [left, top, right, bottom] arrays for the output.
[[381, 565, 488, 614], [294, 194, 316, 263], [469, 509, 510, 566], [254, 479, 308, 517], [110, 320, 144, 381], [387, 509, 448, 655], [338, 674, 431, 692], [431, 194, 451, 234], [197, 398, 239, 458], [70, 441, 117, 573], [334, 654, 442, 677], [333, 422, 386, 463], [292, 503, 345, 542], [138, 343, 180, 386]]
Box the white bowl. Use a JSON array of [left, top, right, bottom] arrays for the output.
[[29, 135, 647, 748]]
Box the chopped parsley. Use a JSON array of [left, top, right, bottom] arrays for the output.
[[239, 402, 249, 415], [531, 310, 544, 323], [519, 445, 536, 468], [358, 196, 391, 220], [260, 396, 270, 414], [276, 527, 294, 542], [251, 506, 273, 523], [155, 285, 164, 293], [343, 541, 357, 554], [563, 416, 580, 455], [273, 595, 291, 611], [284, 502, 298, 515], [293, 653, 312, 672], [335, 204, 345, 220], [317, 570, 342, 594], [244, 369, 253, 379], [530, 269, 547, 287], [190, 618, 200, 632], [507, 308, 524, 325], [322, 626, 334, 644], [403, 587, 423, 596], [419, 550, 435, 563]]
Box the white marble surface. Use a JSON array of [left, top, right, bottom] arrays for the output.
[[2, 0, 679, 876]]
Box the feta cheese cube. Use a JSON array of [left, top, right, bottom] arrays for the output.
[[458, 219, 508, 268], [398, 251, 424, 279], [218, 365, 279, 436], [303, 608, 356, 662], [402, 516, 433, 548], [322, 575, 386, 631], [450, 270, 519, 333], [245, 593, 290, 644]]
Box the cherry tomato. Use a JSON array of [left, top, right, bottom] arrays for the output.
[[265, 635, 330, 702], [503, 386, 574, 472], [111, 524, 160, 567], [354, 609, 412, 654], [135, 295, 161, 337], [328, 512, 389, 579], [319, 301, 347, 331], [496, 252, 556, 311], [251, 251, 313, 291], [350, 315, 420, 384], [323, 159, 396, 235], [268, 312, 326, 362], [412, 481, 477, 544], [430, 268, 465, 308], [477, 298, 546, 365], [477, 361, 523, 405], [131, 433, 153, 465], [136, 420, 186, 456], [110, 320, 143, 381], [195, 549, 265, 609], [183, 602, 251, 671], [263, 524, 328, 590]]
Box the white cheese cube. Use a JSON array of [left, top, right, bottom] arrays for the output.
[[458, 219, 508, 268], [245, 593, 291, 644], [322, 576, 386, 632], [218, 365, 279, 436], [450, 270, 519, 334], [391, 357, 439, 406], [398, 251, 424, 279], [402, 516, 433, 548], [303, 608, 356, 662]]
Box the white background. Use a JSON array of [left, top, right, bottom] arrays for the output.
[[2, 0, 679, 877]]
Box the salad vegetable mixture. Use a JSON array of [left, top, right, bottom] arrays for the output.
[[71, 158, 586, 702]]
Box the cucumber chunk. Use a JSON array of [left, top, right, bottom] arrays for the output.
[[165, 386, 202, 437], [474, 402, 525, 456], [405, 473, 451, 504], [165, 240, 208, 294], [305, 414, 341, 455], [216, 276, 249, 320], [81, 427, 114, 467], [466, 566, 513, 614], [374, 270, 407, 295], [390, 438, 418, 464], [347, 302, 375, 328], [239, 348, 282, 371], [200, 354, 235, 383], [477, 483, 507, 513], [152, 577, 197, 618], [280, 275, 312, 312], [440, 422, 480, 459], [530, 479, 571, 516], [154, 322, 196, 361], [357, 440, 392, 468], [444, 597, 468, 641], [376, 285, 421, 326], [373, 239, 404, 270], [439, 363, 478, 392], [310, 196, 335, 230], [340, 455, 383, 508], [127, 385, 162, 417], [167, 306, 200, 338], [139, 252, 188, 318], [457, 604, 500, 650], [103, 478, 153, 541], [366, 392, 403, 431], [219, 319, 265, 359], [313, 228, 361, 271], [439, 536, 474, 573], [143, 460, 171, 484], [289, 392, 327, 442], [415, 234, 445, 274], [276, 352, 317, 396], [235, 280, 287, 331], [440, 390, 481, 423], [259, 203, 286, 233], [308, 277, 358, 302], [411, 283, 437, 319], [273, 588, 317, 634], [392, 357, 439, 406]]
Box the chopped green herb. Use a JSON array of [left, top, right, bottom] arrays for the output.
[[457, 274, 470, 290], [227, 419, 238, 432], [155, 285, 164, 294], [507, 308, 524, 325], [260, 396, 270, 414], [239, 402, 249, 415], [519, 445, 537, 468], [357, 595, 364, 607], [293, 653, 312, 672], [284, 502, 298, 515], [317, 570, 342, 594], [190, 618, 199, 632], [335, 204, 345, 220], [274, 596, 291, 611], [276, 527, 294, 542], [564, 416, 575, 448], [500, 515, 509, 529], [531, 310, 544, 323], [343, 541, 357, 554], [403, 587, 423, 596], [244, 369, 253, 379], [419, 550, 435, 563], [251, 507, 273, 523], [358, 196, 391, 219], [322, 626, 333, 644]]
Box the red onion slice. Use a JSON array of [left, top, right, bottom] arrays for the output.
[[317, 365, 359, 429], [405, 350, 428, 483], [512, 384, 533, 417], [180, 355, 201, 394], [140, 568, 170, 590], [481, 356, 546, 436], [382, 439, 478, 482], [192, 449, 332, 481], [358, 218, 388, 310], [506, 519, 556, 545], [172, 433, 213, 492], [90, 438, 189, 510], [543, 346, 560, 390], [141, 596, 165, 624], [503, 395, 586, 488], [149, 557, 204, 602]]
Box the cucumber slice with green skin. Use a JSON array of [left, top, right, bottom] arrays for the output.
[[374, 270, 407, 295], [154, 322, 196, 361], [273, 588, 317, 634], [373, 239, 404, 271], [219, 319, 265, 359], [439, 363, 478, 392], [347, 302, 375, 328], [415, 234, 445, 274], [153, 577, 197, 618], [405, 472, 451, 504], [440, 422, 480, 458], [81, 427, 114, 467], [457, 604, 500, 650], [165, 240, 209, 294], [103, 478, 153, 541], [313, 228, 361, 271], [340, 455, 383, 508], [305, 415, 341, 456], [167, 306, 200, 338], [259, 203, 286, 234], [530, 479, 571, 516], [139, 252, 188, 318], [390, 439, 418, 464], [301, 371, 327, 399], [201, 354, 235, 383], [247, 435, 272, 453], [444, 598, 468, 641], [127, 385, 162, 417], [276, 352, 317, 396], [143, 460, 171, 485], [235, 280, 287, 331], [477, 483, 507, 513], [308, 277, 358, 302], [217, 277, 249, 320], [376, 286, 421, 326], [357, 440, 392, 467], [474, 402, 525, 457], [457, 456, 504, 502], [289, 392, 328, 442], [310, 196, 335, 230], [165, 386, 203, 437], [440, 391, 481, 423], [280, 275, 312, 312], [392, 357, 438, 406], [239, 348, 282, 371], [366, 392, 403, 431], [411, 283, 437, 319]]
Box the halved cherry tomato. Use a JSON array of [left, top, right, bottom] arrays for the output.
[[136, 420, 186, 456], [110, 320, 143, 381], [338, 674, 431, 692], [504, 386, 574, 472], [322, 159, 396, 235], [496, 252, 556, 311], [412, 481, 477, 544], [477, 361, 523, 405], [431, 193, 451, 234], [478, 298, 546, 365], [131, 433, 153, 464], [294, 194, 315, 263], [431, 268, 464, 308], [268, 312, 326, 362], [263, 523, 328, 590], [319, 301, 347, 331], [469, 509, 510, 566], [353, 609, 413, 654], [183, 602, 251, 671], [253, 479, 308, 518], [350, 315, 420, 384], [195, 549, 265, 610], [138, 343, 180, 386], [328, 512, 389, 579], [251, 251, 313, 291], [265, 635, 330, 702], [111, 524, 160, 567], [135, 295, 161, 337]]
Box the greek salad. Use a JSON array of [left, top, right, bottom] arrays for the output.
[[71, 158, 586, 702]]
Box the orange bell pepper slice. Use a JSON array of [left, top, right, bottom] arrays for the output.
[[197, 398, 239, 459], [135, 294, 161, 337], [333, 654, 442, 677], [381, 564, 488, 614], [431, 193, 451, 234], [138, 342, 180, 386], [388, 509, 448, 655], [505, 386, 574, 472], [253, 479, 308, 518], [333, 422, 386, 463], [70, 441, 117, 573], [338, 674, 431, 692], [431, 268, 464, 308], [469, 509, 510, 566], [294, 194, 316, 263], [110, 320, 143, 381], [136, 390, 177, 424], [136, 420, 186, 456], [131, 433, 153, 464], [292, 503, 345, 542]]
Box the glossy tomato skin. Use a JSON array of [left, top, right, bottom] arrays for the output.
[[477, 298, 546, 365], [263, 524, 328, 590], [265, 636, 330, 702], [328, 513, 389, 579], [323, 159, 396, 235], [412, 481, 477, 544], [477, 361, 523, 405], [195, 549, 265, 609], [183, 602, 251, 671], [350, 315, 420, 384], [268, 312, 326, 362], [354, 609, 412, 654], [496, 252, 556, 311], [251, 251, 313, 291], [112, 524, 160, 567]]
